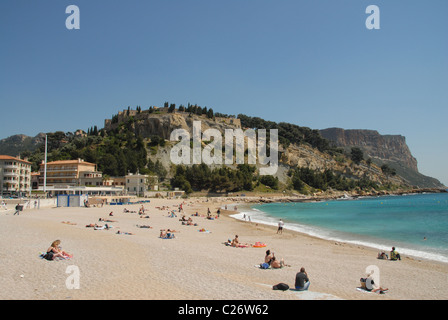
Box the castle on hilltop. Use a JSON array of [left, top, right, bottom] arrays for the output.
[[104, 105, 241, 133]]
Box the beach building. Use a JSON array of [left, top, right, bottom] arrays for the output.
[[0, 155, 32, 197], [125, 173, 148, 196], [79, 170, 103, 187], [102, 176, 126, 188], [125, 173, 159, 196], [38, 159, 96, 187]]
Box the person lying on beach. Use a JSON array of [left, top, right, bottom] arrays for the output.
[[123, 208, 136, 213], [116, 230, 134, 235], [270, 256, 289, 268], [61, 221, 77, 225], [45, 240, 72, 260], [137, 224, 152, 228], [140, 215, 150, 219], [168, 211, 177, 218], [377, 251, 388, 260], [361, 274, 389, 294], [99, 218, 118, 222], [230, 235, 250, 247], [86, 223, 98, 228], [160, 229, 176, 239], [94, 224, 113, 230], [182, 217, 197, 226]]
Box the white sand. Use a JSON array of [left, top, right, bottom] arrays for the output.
[[1, 197, 447, 300]]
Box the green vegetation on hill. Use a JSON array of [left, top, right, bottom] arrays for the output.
[[289, 167, 378, 194], [3, 104, 415, 194], [171, 164, 256, 194], [237, 114, 341, 153]]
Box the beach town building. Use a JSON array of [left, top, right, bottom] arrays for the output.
[[125, 173, 148, 196], [78, 170, 103, 187], [102, 176, 126, 188], [125, 173, 159, 196], [0, 155, 32, 196], [38, 159, 96, 187]]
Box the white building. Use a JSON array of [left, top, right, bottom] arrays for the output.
[[0, 155, 32, 196], [125, 173, 148, 196]]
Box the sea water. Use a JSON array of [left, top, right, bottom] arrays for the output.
[[233, 193, 448, 263]]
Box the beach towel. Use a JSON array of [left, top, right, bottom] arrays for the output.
[[159, 235, 175, 239], [252, 242, 267, 248], [356, 287, 388, 294], [39, 252, 71, 261], [198, 229, 211, 233]]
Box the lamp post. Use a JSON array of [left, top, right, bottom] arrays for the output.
[[43, 134, 48, 196]]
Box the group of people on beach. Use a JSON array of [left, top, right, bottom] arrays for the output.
[[263, 249, 289, 269], [377, 247, 402, 261]]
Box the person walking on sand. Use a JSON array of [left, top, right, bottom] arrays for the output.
[[277, 219, 284, 234], [13, 204, 20, 215], [1, 200, 7, 210]]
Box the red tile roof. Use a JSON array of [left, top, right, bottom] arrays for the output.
[[0, 155, 32, 164]]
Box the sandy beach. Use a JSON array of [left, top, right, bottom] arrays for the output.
[[1, 196, 447, 300]]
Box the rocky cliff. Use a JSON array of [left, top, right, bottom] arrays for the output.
[[105, 111, 241, 140], [319, 128, 444, 188], [319, 128, 418, 171], [104, 111, 411, 188]]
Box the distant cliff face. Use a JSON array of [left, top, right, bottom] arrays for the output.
[[0, 133, 45, 156], [319, 128, 418, 171], [319, 128, 444, 188]]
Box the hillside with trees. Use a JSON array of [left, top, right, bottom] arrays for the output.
[[1, 103, 440, 196]]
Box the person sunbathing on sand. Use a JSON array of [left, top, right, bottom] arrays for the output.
[[99, 218, 117, 222], [85, 223, 97, 228], [270, 256, 288, 268], [231, 235, 240, 246], [61, 221, 76, 225], [265, 250, 275, 265], [168, 211, 177, 217], [160, 229, 175, 239], [137, 225, 152, 228], [116, 230, 133, 235], [230, 235, 250, 247], [377, 251, 388, 260], [362, 274, 389, 294]]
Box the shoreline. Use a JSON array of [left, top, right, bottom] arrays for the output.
[[230, 197, 448, 265], [1, 195, 447, 300]]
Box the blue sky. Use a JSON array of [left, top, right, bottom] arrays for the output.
[[0, 0, 447, 185]]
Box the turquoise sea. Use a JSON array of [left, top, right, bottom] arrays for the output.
[[234, 192, 448, 263]]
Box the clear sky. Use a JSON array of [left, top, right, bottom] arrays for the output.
[[0, 0, 447, 185]]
